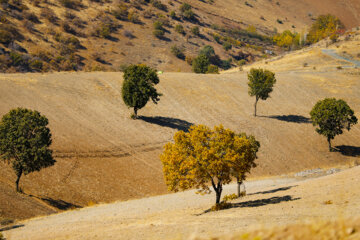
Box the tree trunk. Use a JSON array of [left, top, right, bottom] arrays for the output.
[[215, 188, 222, 204], [254, 97, 259, 117], [15, 167, 23, 193], [237, 179, 242, 198], [133, 107, 138, 119], [327, 137, 332, 152]]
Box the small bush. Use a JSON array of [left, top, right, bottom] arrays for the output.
[[303, 62, 308, 67], [59, 0, 82, 9], [324, 200, 333, 205], [191, 26, 199, 36], [153, 29, 164, 38], [192, 55, 210, 73], [223, 42, 232, 51], [206, 64, 219, 74], [337, 66, 342, 70], [151, 0, 167, 11], [175, 24, 185, 35], [210, 202, 232, 211], [128, 10, 140, 23], [29, 59, 43, 71], [112, 4, 128, 20], [238, 59, 247, 66], [169, 10, 176, 19], [0, 232, 4, 240], [0, 28, 13, 44], [222, 193, 238, 202], [41, 7, 57, 22], [221, 59, 232, 70], [171, 45, 185, 59]]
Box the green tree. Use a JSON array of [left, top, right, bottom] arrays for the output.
[[199, 45, 215, 59], [161, 125, 258, 205], [247, 68, 276, 116], [122, 64, 162, 118], [310, 98, 358, 151], [192, 54, 210, 73], [0, 108, 55, 192]]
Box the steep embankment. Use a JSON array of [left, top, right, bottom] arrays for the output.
[[0, 41, 359, 221]]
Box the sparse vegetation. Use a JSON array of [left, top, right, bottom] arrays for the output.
[[175, 24, 185, 35], [121, 64, 161, 118], [0, 108, 56, 192], [310, 98, 358, 151], [248, 68, 277, 116]]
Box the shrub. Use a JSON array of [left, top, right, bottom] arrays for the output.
[[191, 26, 199, 36], [169, 10, 176, 19], [221, 59, 232, 70], [41, 7, 57, 22], [23, 11, 40, 23], [179, 3, 195, 21], [179, 3, 191, 12], [151, 0, 167, 11], [223, 42, 232, 51], [238, 59, 247, 66], [211, 202, 232, 211], [29, 59, 43, 71], [170, 45, 185, 59], [153, 20, 164, 30], [128, 10, 140, 23], [192, 55, 210, 73], [222, 194, 238, 202], [58, 0, 82, 9], [0, 28, 13, 44], [175, 24, 185, 35], [153, 29, 164, 38], [112, 3, 128, 20], [206, 64, 218, 74]]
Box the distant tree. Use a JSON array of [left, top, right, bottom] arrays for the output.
[[0, 108, 55, 192], [192, 54, 210, 73], [122, 64, 161, 118], [247, 68, 276, 116], [233, 133, 259, 197], [161, 125, 258, 205], [310, 98, 358, 151]]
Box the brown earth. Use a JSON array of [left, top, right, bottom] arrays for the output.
[[0, 33, 359, 221]]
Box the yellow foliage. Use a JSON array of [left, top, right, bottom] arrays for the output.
[[160, 125, 259, 204], [307, 14, 345, 43]]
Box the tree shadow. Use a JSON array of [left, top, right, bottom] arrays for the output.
[[0, 224, 25, 232], [335, 145, 360, 157], [138, 116, 193, 132], [248, 185, 297, 195], [28, 195, 82, 210], [260, 115, 311, 124], [200, 195, 300, 214]]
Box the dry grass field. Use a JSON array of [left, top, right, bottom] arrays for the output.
[[0, 33, 359, 223]]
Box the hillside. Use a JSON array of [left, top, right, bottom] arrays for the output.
[[0, 32, 359, 222], [0, 0, 359, 73], [3, 166, 360, 239]]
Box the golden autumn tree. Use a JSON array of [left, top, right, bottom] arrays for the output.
[[160, 125, 259, 205], [233, 133, 260, 197]]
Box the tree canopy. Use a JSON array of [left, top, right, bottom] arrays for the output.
[[122, 64, 161, 118], [310, 98, 358, 151], [248, 68, 276, 116], [0, 108, 55, 192], [160, 124, 259, 205]]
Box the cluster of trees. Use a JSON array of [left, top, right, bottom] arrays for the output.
[[192, 45, 231, 74], [274, 14, 346, 50]]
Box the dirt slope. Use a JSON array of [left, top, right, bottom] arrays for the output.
[[3, 166, 360, 240], [0, 33, 360, 220]]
